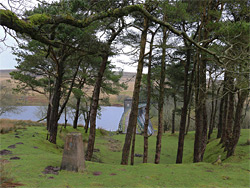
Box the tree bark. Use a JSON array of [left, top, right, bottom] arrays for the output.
[[121, 16, 149, 165], [176, 47, 192, 163], [86, 54, 108, 161], [48, 61, 64, 144], [155, 14, 167, 164], [73, 97, 81, 129], [143, 26, 158, 163], [224, 72, 235, 150], [220, 72, 229, 144], [130, 125, 136, 165], [171, 95, 176, 134], [226, 89, 248, 157]]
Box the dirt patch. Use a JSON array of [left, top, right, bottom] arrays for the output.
[[110, 173, 117, 176], [0, 159, 10, 164], [0, 150, 12, 155], [108, 138, 122, 152], [42, 166, 60, 175], [93, 171, 102, 176], [1, 182, 24, 188], [8, 145, 16, 149]]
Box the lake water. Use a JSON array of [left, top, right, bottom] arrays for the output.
[[0, 106, 124, 131]]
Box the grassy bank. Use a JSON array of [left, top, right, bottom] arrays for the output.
[[0, 119, 249, 187]]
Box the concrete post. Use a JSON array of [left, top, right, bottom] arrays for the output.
[[60, 132, 85, 172]]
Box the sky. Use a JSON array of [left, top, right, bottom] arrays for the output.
[[0, 0, 139, 72], [0, 28, 138, 72]]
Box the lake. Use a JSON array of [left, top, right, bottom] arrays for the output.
[[0, 106, 124, 131]]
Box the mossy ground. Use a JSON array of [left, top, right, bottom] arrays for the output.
[[0, 120, 249, 187]]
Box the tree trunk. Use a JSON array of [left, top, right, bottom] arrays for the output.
[[64, 106, 67, 128], [171, 95, 176, 134], [224, 68, 235, 151], [217, 93, 224, 139], [73, 97, 81, 129], [193, 51, 208, 162], [226, 89, 248, 157], [121, 16, 148, 165], [143, 27, 157, 163], [185, 103, 191, 135], [86, 54, 108, 161], [130, 125, 136, 165], [220, 72, 229, 144], [155, 15, 167, 164], [48, 65, 63, 144], [176, 47, 192, 163], [208, 81, 215, 140]]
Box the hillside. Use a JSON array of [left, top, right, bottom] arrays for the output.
[[0, 119, 249, 187], [0, 69, 136, 106]]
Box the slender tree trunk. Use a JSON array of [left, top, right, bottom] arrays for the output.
[[176, 47, 192, 163], [225, 72, 235, 151], [208, 81, 215, 140], [155, 15, 167, 164], [217, 93, 224, 139], [185, 103, 191, 135], [47, 102, 51, 131], [48, 64, 64, 144], [143, 27, 157, 163], [171, 95, 176, 134], [64, 106, 67, 128], [220, 72, 229, 144], [86, 54, 108, 161], [226, 89, 248, 157], [84, 101, 91, 133], [130, 125, 136, 165], [121, 16, 148, 165], [73, 97, 81, 129]]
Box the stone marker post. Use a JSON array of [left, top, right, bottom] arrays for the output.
[[60, 132, 85, 172]]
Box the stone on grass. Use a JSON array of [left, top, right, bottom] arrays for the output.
[[42, 166, 59, 175], [0, 149, 12, 155], [60, 132, 85, 172], [8, 145, 16, 149], [93, 171, 102, 176], [10, 156, 20, 160]]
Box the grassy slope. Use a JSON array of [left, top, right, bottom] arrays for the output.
[[0, 122, 249, 187]]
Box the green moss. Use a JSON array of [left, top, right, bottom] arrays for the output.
[[28, 13, 50, 25]]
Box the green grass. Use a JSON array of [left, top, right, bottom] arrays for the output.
[[0, 122, 249, 187]]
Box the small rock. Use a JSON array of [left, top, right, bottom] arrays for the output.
[[93, 171, 102, 176], [15, 136, 20, 138], [42, 166, 60, 175], [16, 142, 24, 145], [110, 173, 117, 176], [48, 176, 54, 179], [8, 145, 16, 149], [33, 146, 38, 149], [10, 156, 21, 160], [0, 149, 12, 155], [134, 153, 143, 157]]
